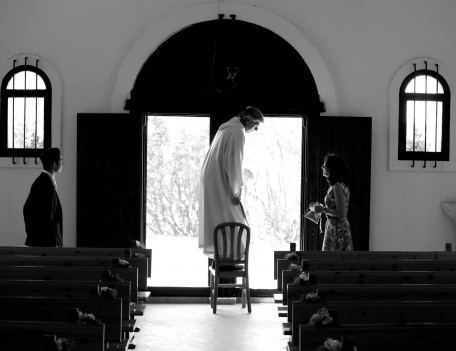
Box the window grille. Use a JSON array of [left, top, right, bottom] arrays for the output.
[[398, 61, 450, 167], [0, 57, 52, 163]]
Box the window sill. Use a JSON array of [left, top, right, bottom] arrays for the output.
[[0, 157, 42, 168], [388, 159, 456, 172]]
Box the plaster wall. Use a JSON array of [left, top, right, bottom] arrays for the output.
[[0, 0, 455, 250]]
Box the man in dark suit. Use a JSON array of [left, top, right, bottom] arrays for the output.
[[23, 147, 63, 247]]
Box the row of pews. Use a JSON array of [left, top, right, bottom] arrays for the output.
[[273, 249, 456, 351], [0, 245, 152, 351]]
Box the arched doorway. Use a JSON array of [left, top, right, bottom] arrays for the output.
[[129, 18, 320, 116], [129, 17, 320, 289]]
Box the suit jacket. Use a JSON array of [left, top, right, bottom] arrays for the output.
[[23, 172, 63, 247]]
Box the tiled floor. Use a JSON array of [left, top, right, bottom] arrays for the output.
[[132, 302, 289, 351]]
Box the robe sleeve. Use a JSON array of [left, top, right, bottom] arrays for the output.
[[224, 127, 245, 197]]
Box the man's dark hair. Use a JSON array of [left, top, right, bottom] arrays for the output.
[[40, 148, 61, 170], [239, 106, 264, 123]]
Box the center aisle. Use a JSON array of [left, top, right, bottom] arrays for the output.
[[134, 302, 288, 351]]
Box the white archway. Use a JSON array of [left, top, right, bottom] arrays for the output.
[[110, 2, 337, 114]]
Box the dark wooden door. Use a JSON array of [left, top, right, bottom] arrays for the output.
[[77, 113, 145, 247], [303, 116, 372, 251]]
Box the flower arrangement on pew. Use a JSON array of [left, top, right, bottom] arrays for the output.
[[288, 262, 302, 272], [101, 269, 124, 282], [308, 307, 333, 327], [284, 252, 299, 260], [132, 252, 145, 258], [316, 337, 358, 351], [43, 334, 75, 351], [316, 338, 342, 351], [99, 286, 118, 299], [55, 337, 75, 351], [302, 289, 320, 302], [67, 307, 99, 325], [77, 310, 99, 325], [292, 271, 310, 286], [114, 258, 132, 268]]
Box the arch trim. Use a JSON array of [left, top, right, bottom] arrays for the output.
[[110, 2, 337, 114]]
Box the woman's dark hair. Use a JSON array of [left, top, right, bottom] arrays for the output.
[[323, 153, 349, 186]]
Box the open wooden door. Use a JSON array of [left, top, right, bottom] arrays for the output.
[[304, 116, 372, 251], [77, 113, 146, 247]]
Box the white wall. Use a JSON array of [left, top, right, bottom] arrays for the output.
[[1, 0, 456, 250]]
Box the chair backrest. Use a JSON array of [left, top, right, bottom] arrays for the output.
[[213, 222, 250, 264]]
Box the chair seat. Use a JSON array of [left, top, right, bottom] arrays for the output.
[[211, 262, 244, 271], [219, 264, 243, 271]]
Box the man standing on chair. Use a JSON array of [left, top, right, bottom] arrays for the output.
[[198, 106, 264, 256], [23, 147, 64, 247]]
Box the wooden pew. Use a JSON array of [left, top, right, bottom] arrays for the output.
[[281, 270, 300, 306], [0, 246, 151, 283], [274, 250, 456, 279], [0, 296, 123, 344], [276, 259, 300, 291], [298, 323, 456, 351], [0, 255, 148, 291], [274, 250, 297, 279], [0, 279, 132, 319], [298, 250, 456, 261], [275, 251, 456, 351], [132, 247, 152, 278], [290, 300, 456, 346], [281, 270, 456, 317], [0, 266, 139, 302], [282, 269, 456, 306], [301, 259, 456, 272], [286, 283, 456, 323], [0, 320, 105, 351], [0, 246, 131, 257], [0, 245, 152, 301], [0, 248, 149, 350], [0, 256, 147, 318], [275, 259, 456, 305], [308, 270, 456, 285]]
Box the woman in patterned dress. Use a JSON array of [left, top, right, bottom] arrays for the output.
[[314, 153, 353, 251]]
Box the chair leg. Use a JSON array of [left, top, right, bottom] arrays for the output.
[[241, 277, 246, 308], [209, 272, 214, 309], [213, 274, 218, 314], [245, 273, 251, 313]]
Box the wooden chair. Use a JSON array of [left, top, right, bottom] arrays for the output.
[[209, 222, 251, 314]]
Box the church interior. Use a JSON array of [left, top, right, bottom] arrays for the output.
[[1, 1, 456, 350]]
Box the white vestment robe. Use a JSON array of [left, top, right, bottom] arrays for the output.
[[198, 117, 246, 256]]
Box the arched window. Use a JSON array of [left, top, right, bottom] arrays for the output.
[[398, 64, 450, 162], [0, 59, 52, 159]]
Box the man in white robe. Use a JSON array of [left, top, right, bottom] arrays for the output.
[[199, 106, 264, 256]]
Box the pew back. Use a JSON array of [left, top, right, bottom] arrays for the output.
[[0, 255, 148, 291], [0, 279, 131, 319], [299, 323, 456, 351], [286, 283, 456, 323], [292, 300, 456, 345], [301, 259, 456, 272], [0, 320, 105, 351], [0, 266, 139, 301], [0, 246, 131, 257], [274, 250, 456, 279], [0, 296, 122, 342]]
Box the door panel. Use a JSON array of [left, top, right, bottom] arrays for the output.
[[304, 116, 372, 251], [77, 113, 145, 247]]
